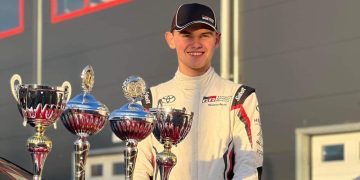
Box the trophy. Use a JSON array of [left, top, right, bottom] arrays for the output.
[[60, 65, 109, 180], [109, 76, 155, 180], [150, 100, 193, 180], [10, 74, 72, 180]]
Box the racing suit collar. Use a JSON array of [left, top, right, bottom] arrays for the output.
[[174, 67, 215, 90]]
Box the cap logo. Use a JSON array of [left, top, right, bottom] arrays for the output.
[[202, 15, 214, 24]]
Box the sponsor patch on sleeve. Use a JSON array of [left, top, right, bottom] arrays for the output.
[[231, 85, 255, 110]]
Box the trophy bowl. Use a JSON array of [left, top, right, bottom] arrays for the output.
[[60, 65, 109, 180], [10, 74, 72, 180], [150, 108, 193, 145], [61, 108, 107, 137], [110, 103, 155, 142], [149, 106, 193, 180], [16, 82, 71, 127]]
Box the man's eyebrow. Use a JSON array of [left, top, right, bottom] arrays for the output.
[[202, 31, 214, 35]]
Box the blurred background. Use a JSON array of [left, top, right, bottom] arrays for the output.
[[1, 0, 360, 179]]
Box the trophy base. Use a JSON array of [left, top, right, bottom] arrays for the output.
[[27, 125, 52, 180], [156, 140, 177, 180]]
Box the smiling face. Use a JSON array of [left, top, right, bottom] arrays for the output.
[[165, 24, 221, 77]]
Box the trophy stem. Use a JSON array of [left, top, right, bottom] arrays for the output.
[[156, 140, 177, 180], [27, 124, 52, 180], [124, 139, 138, 180], [74, 136, 90, 180]]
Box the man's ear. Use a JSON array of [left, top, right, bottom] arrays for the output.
[[165, 32, 176, 49], [215, 32, 221, 48]]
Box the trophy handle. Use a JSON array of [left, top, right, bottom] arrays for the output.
[[62, 81, 72, 102], [10, 74, 22, 103]]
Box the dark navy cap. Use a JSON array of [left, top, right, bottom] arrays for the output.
[[171, 3, 217, 32]]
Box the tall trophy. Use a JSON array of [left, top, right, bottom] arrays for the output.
[[150, 101, 193, 180], [109, 76, 155, 180], [10, 74, 72, 180], [60, 65, 109, 180]]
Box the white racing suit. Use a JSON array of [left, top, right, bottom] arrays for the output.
[[134, 67, 263, 180]]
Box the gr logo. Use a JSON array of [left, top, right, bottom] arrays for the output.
[[161, 95, 176, 103]]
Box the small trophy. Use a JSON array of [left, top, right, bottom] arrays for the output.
[[10, 74, 72, 180], [60, 65, 109, 180], [150, 100, 193, 180], [109, 76, 155, 180]]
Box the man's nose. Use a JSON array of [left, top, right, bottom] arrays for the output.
[[191, 38, 202, 48]]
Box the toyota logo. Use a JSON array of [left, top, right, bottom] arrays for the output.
[[161, 95, 176, 103]]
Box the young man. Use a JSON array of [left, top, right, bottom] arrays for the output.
[[135, 3, 263, 180]]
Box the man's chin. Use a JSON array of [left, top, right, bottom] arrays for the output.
[[191, 66, 210, 72]]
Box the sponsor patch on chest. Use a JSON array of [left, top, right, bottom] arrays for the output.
[[202, 95, 232, 106]]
